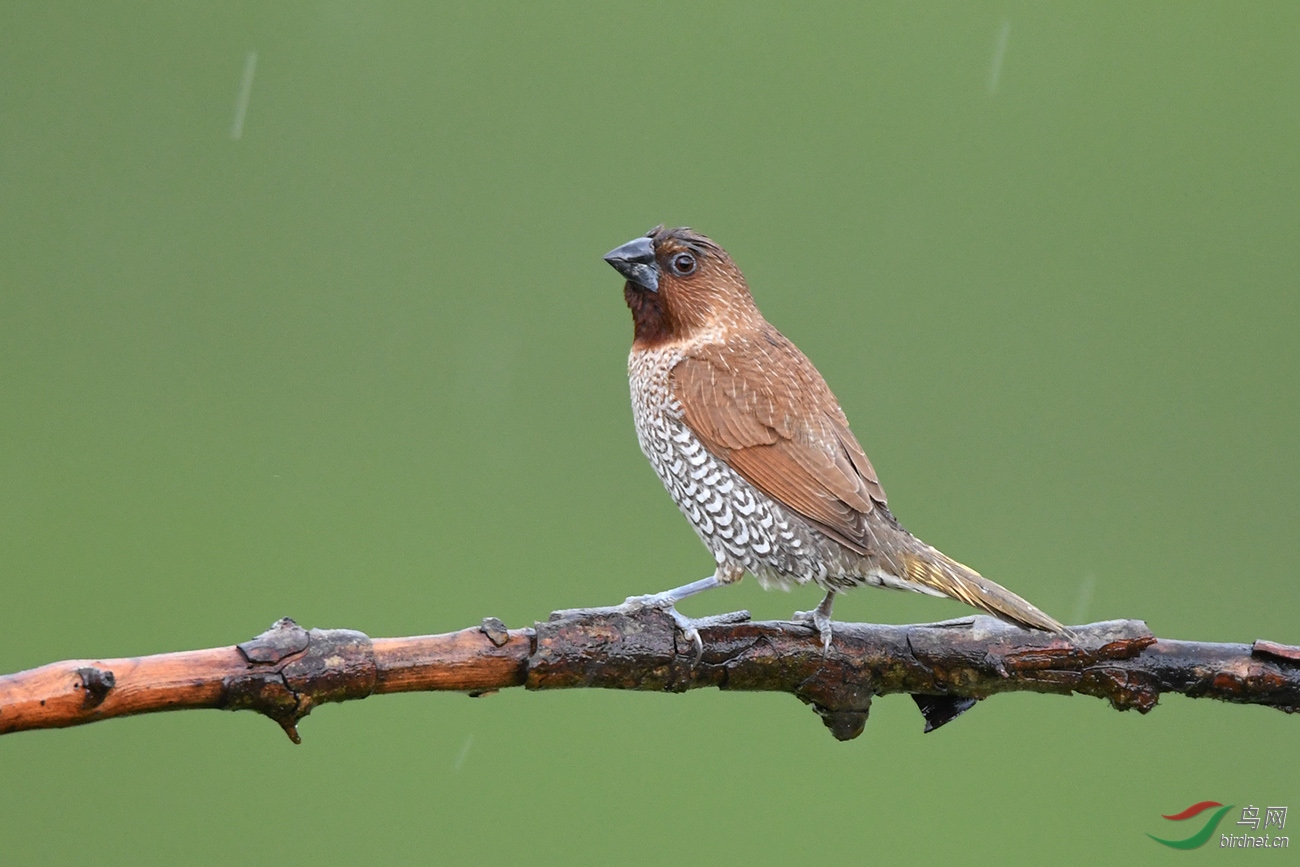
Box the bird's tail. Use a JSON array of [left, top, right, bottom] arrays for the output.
[[894, 537, 1065, 634]]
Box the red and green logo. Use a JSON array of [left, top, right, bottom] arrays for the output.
[[1148, 801, 1234, 849]]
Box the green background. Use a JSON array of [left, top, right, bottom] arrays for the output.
[[3, 3, 1297, 864]]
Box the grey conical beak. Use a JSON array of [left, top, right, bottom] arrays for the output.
[[603, 236, 659, 293]]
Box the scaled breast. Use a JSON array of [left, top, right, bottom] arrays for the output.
[[627, 345, 828, 589]]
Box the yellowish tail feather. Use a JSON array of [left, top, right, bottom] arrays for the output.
[[900, 548, 1065, 634]]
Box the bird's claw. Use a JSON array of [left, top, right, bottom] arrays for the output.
[[669, 611, 704, 661], [793, 606, 834, 655]]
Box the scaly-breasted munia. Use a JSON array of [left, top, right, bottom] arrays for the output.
[[604, 226, 1064, 652]]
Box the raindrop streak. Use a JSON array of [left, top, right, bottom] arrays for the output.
[[1071, 575, 1095, 625], [988, 20, 1010, 96], [230, 51, 258, 140], [452, 735, 474, 771]]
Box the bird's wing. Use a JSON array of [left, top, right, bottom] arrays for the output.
[[671, 328, 886, 554]]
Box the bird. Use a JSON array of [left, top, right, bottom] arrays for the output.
[[602, 225, 1065, 653]]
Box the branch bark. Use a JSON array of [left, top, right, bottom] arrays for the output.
[[2, 608, 1297, 742]]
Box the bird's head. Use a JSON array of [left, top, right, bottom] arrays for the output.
[[603, 226, 759, 347]]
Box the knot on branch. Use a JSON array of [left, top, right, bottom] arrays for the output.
[[796, 680, 874, 742], [227, 618, 377, 743], [74, 667, 115, 709]]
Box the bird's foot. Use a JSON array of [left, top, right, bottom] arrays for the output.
[[792, 605, 834, 655], [617, 574, 747, 662], [618, 593, 750, 662], [620, 593, 703, 660]]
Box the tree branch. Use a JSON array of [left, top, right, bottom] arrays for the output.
[[2, 608, 1297, 742]]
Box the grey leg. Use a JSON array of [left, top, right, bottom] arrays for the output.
[[636, 574, 724, 604], [793, 590, 836, 654]]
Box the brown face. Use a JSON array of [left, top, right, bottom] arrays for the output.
[[603, 226, 755, 347]]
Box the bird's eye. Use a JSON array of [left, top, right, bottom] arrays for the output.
[[671, 252, 697, 276]]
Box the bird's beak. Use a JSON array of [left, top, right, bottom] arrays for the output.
[[603, 236, 659, 293]]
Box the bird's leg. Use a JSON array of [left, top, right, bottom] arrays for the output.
[[633, 574, 724, 605], [793, 589, 836, 654], [621, 573, 744, 661]]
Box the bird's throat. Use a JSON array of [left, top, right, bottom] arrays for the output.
[[625, 283, 673, 347]]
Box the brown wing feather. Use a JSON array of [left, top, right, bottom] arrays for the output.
[[672, 328, 887, 554]]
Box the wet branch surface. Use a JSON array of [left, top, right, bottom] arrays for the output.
[[2, 607, 1298, 742]]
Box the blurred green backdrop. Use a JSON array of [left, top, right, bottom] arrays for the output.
[[2, 3, 1297, 864]]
